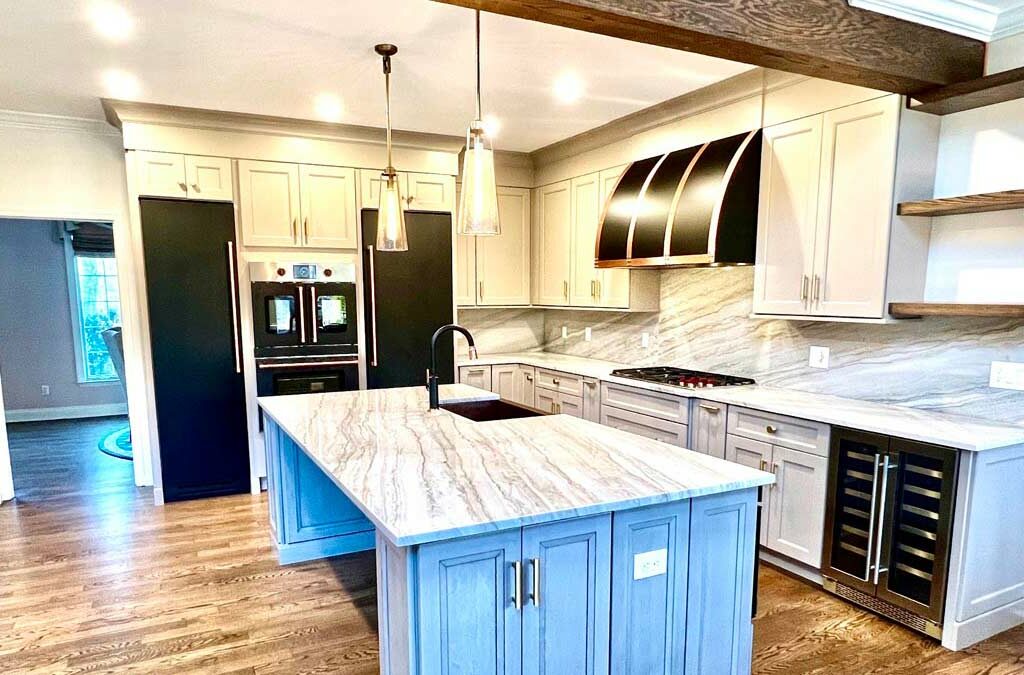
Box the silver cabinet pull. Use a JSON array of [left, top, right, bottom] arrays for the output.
[[530, 558, 541, 606], [813, 274, 821, 303], [366, 245, 379, 367], [801, 274, 809, 302], [297, 283, 307, 344], [699, 403, 720, 413], [873, 454, 894, 585], [511, 561, 523, 610], [309, 286, 318, 343], [863, 453, 882, 582], [766, 424, 777, 434], [226, 241, 242, 374]]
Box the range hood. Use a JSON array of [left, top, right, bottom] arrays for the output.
[[595, 129, 762, 269]]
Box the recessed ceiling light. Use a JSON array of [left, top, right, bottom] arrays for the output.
[[314, 93, 344, 122], [553, 71, 585, 105], [88, 2, 134, 42], [101, 69, 141, 99], [482, 115, 501, 138]]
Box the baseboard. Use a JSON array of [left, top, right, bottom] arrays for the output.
[[942, 593, 1024, 651], [5, 403, 128, 423], [274, 530, 376, 565], [759, 549, 824, 586]]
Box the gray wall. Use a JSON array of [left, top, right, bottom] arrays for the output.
[[0, 218, 126, 412]]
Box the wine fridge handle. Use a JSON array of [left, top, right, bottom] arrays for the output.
[[873, 454, 893, 585], [863, 453, 882, 582]]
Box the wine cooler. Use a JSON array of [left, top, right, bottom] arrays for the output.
[[822, 428, 958, 639]]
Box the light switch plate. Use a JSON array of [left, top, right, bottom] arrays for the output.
[[634, 548, 668, 580], [990, 361, 1024, 391], [584, 327, 592, 342], [809, 346, 830, 369], [561, 325, 568, 339]]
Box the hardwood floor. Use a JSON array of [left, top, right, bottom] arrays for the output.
[[1, 419, 1022, 673]]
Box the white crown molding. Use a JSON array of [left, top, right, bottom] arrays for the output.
[[0, 109, 120, 136], [850, 0, 1024, 41]]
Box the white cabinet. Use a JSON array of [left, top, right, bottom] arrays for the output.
[[596, 166, 631, 308], [239, 161, 358, 249], [458, 364, 492, 391], [601, 407, 688, 446], [136, 151, 233, 201], [724, 435, 772, 547], [534, 369, 584, 417], [359, 168, 400, 211], [583, 378, 601, 423], [690, 399, 727, 459], [515, 365, 536, 407], [492, 364, 517, 401], [569, 172, 602, 307], [358, 169, 455, 213], [533, 180, 573, 306], [460, 186, 532, 306]]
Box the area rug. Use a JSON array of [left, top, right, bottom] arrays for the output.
[[98, 426, 132, 461]]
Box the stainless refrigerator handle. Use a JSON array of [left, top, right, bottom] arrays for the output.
[[873, 454, 894, 585], [226, 241, 242, 374], [309, 286, 318, 344], [298, 284, 307, 344], [863, 453, 882, 581], [367, 245, 379, 367]]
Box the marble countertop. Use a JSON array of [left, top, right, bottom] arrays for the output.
[[464, 353, 1024, 452], [258, 383, 774, 547]]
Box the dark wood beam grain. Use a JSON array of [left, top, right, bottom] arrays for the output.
[[435, 0, 985, 94], [908, 66, 1024, 115]]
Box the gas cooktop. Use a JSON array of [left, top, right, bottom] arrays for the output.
[[610, 367, 755, 389]]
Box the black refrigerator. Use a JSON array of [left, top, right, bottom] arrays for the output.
[[361, 210, 455, 389], [140, 198, 250, 502]]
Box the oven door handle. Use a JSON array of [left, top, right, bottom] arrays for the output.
[[309, 285, 318, 344], [297, 284, 307, 344], [366, 245, 379, 367]]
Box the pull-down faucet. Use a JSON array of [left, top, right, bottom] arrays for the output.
[[428, 324, 478, 409]]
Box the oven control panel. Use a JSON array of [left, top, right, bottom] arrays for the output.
[[249, 261, 355, 283]]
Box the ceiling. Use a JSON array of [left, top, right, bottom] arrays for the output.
[[851, 0, 1024, 41], [0, 0, 753, 152]]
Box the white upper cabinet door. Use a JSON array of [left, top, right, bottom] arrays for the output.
[[476, 186, 531, 306], [569, 172, 602, 307], [596, 165, 630, 308], [812, 96, 900, 318], [184, 155, 233, 201], [765, 445, 828, 567], [136, 151, 187, 198], [533, 181, 573, 306], [455, 229, 477, 306], [299, 165, 358, 249], [753, 116, 823, 316], [237, 160, 302, 248], [406, 173, 456, 212], [491, 364, 517, 401], [358, 169, 408, 212]]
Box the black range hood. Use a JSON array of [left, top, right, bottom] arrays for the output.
[[595, 129, 762, 269]]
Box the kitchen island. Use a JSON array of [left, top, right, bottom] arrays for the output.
[[259, 384, 774, 675]]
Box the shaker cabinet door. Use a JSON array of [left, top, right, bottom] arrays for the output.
[[459, 365, 493, 392], [300, 165, 358, 249], [533, 181, 573, 306], [407, 172, 455, 212], [477, 186, 532, 306], [492, 364, 517, 401], [765, 445, 828, 567], [184, 155, 233, 201], [691, 399, 727, 459], [725, 434, 772, 547], [238, 160, 301, 247], [136, 151, 188, 198], [569, 172, 602, 307]]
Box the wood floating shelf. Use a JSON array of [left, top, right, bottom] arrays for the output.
[[908, 66, 1024, 115], [897, 189, 1024, 217], [889, 303, 1024, 319]]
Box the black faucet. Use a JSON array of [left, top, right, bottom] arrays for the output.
[[428, 324, 478, 409]]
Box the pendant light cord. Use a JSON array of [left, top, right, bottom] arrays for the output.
[[383, 54, 394, 169], [475, 9, 482, 121]]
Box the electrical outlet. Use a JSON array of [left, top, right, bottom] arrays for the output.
[[990, 361, 1024, 391], [633, 548, 668, 580], [809, 346, 830, 369], [41, 385, 50, 396], [584, 327, 592, 342], [561, 325, 568, 340], [641, 332, 651, 349]]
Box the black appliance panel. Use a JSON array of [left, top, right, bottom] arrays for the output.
[[252, 282, 302, 350]]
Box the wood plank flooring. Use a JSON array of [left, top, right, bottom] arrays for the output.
[[2, 418, 1023, 673]]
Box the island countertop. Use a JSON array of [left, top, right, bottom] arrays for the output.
[[259, 384, 774, 547]]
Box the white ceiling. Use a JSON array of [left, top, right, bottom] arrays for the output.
[[850, 0, 1024, 41], [0, 0, 753, 152]]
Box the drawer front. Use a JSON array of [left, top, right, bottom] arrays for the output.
[[558, 393, 584, 418], [727, 406, 829, 456], [601, 383, 689, 424], [459, 365, 493, 392], [536, 368, 584, 397], [601, 406, 688, 446]]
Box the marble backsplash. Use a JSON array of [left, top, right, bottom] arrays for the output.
[[457, 307, 545, 357], [537, 268, 1024, 424]]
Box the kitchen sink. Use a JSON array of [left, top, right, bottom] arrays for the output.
[[440, 398, 547, 422]]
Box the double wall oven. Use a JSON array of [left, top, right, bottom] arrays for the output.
[[250, 261, 358, 398]]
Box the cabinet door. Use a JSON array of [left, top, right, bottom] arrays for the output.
[[523, 515, 611, 675], [766, 445, 828, 567], [359, 168, 408, 212], [299, 165, 358, 248], [556, 393, 584, 419], [407, 172, 455, 212], [597, 166, 630, 308], [725, 434, 772, 546], [136, 151, 187, 198], [455, 225, 477, 306], [477, 186, 531, 305], [185, 155, 233, 201], [515, 365, 536, 408], [459, 365, 493, 391], [238, 160, 301, 247], [535, 388, 558, 414], [417, 529, 523, 675], [691, 399, 727, 459], [533, 181, 572, 306], [582, 378, 601, 423], [753, 116, 822, 316], [492, 364, 517, 401], [570, 172, 602, 307], [812, 96, 899, 318]]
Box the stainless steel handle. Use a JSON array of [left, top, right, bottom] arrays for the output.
[[766, 424, 777, 434], [530, 558, 541, 606], [813, 274, 821, 303], [556, 403, 562, 414], [303, 217, 309, 244], [596, 280, 602, 299], [226, 242, 242, 374], [591, 279, 597, 297], [863, 453, 882, 581], [512, 561, 523, 610], [699, 403, 720, 413], [297, 284, 307, 344], [366, 245, 379, 367], [191, 183, 200, 193], [257, 359, 357, 370], [563, 280, 569, 299], [309, 286, 318, 344], [801, 274, 809, 302], [873, 454, 894, 585], [478, 281, 484, 301]]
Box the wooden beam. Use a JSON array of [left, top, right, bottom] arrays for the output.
[[898, 189, 1024, 217], [908, 66, 1024, 115], [889, 303, 1024, 319], [436, 0, 984, 94]]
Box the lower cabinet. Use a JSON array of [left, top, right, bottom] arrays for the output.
[[460, 364, 493, 391], [690, 399, 728, 458], [515, 365, 536, 407], [535, 386, 584, 418], [493, 364, 518, 401], [601, 406, 688, 446]]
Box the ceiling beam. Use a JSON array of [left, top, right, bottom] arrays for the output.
[[433, 0, 985, 94]]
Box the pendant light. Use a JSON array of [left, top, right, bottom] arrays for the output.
[[456, 10, 501, 237], [374, 43, 408, 252]]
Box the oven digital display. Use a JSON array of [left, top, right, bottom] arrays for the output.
[[292, 264, 317, 280]]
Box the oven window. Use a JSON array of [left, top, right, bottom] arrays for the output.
[[266, 295, 295, 335], [317, 295, 347, 332]]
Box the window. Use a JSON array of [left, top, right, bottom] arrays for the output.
[[70, 254, 121, 382]]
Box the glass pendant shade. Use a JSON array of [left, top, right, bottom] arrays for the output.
[[376, 169, 408, 251], [457, 122, 501, 236]]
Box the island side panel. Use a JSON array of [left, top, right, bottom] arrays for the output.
[[685, 488, 758, 675]]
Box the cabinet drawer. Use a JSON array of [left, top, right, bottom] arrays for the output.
[[601, 383, 689, 424], [458, 365, 493, 392], [601, 407, 687, 446], [727, 406, 829, 456], [536, 368, 584, 397]]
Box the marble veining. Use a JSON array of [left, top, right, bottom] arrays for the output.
[[259, 384, 773, 547]]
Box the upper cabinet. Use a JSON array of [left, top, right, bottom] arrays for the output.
[[239, 160, 358, 249], [136, 151, 233, 202], [358, 169, 455, 213], [533, 180, 574, 306], [457, 186, 532, 307], [753, 95, 938, 321]]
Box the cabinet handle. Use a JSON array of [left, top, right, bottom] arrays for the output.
[[478, 281, 484, 300], [590, 279, 596, 297], [801, 275, 809, 301], [525, 374, 533, 382], [530, 558, 541, 606], [309, 286, 318, 344], [766, 424, 777, 434], [813, 274, 821, 303], [511, 561, 523, 610], [191, 183, 200, 193], [596, 280, 602, 299], [552, 378, 560, 385], [178, 181, 187, 192], [699, 403, 720, 413], [292, 217, 298, 242], [563, 280, 569, 299], [759, 459, 768, 472], [303, 217, 309, 243], [586, 380, 597, 388], [873, 455, 894, 585]]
